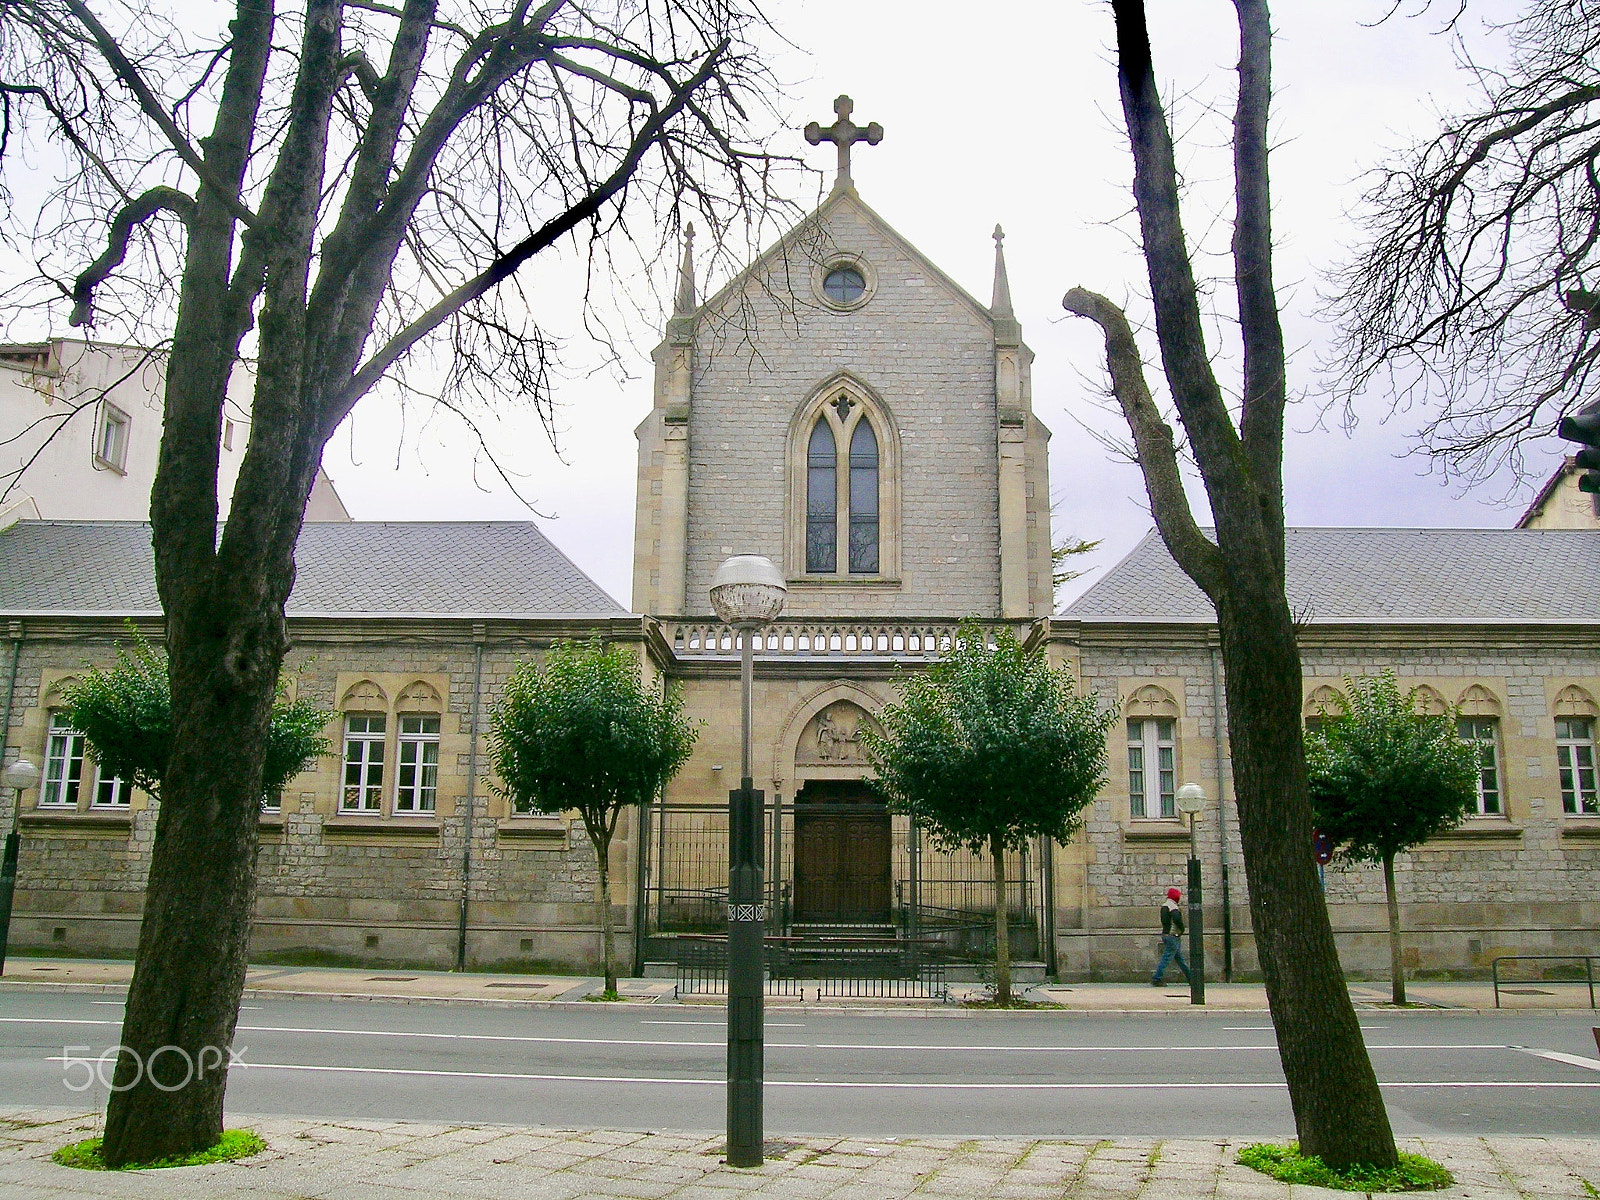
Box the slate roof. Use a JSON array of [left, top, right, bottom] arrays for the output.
[[0, 521, 627, 617], [1064, 527, 1600, 626]]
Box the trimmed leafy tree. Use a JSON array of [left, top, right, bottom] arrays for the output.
[[864, 622, 1113, 1003], [60, 636, 331, 803], [489, 640, 696, 996], [1305, 673, 1479, 1005]]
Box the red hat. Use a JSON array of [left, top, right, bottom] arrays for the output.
[[1166, 887, 1182, 901]]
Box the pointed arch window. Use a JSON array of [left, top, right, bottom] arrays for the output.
[[789, 380, 898, 582], [848, 420, 879, 573], [806, 420, 837, 573]]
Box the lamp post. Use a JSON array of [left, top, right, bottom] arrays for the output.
[[0, 759, 41, 977], [1174, 781, 1207, 1005], [709, 555, 786, 1168]]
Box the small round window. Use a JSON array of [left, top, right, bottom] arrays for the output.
[[822, 266, 866, 305]]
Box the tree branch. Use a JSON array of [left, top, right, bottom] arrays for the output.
[[69, 186, 194, 327], [1231, 0, 1287, 561], [1108, 0, 1249, 504], [327, 37, 730, 422], [1062, 286, 1225, 598], [62, 0, 257, 226]]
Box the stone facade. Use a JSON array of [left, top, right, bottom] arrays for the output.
[[632, 187, 1053, 620], [2, 617, 647, 971], [1055, 621, 1600, 980]]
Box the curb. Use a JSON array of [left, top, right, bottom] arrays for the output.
[[1, 979, 1593, 1017]]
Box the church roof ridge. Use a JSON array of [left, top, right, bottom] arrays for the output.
[[675, 185, 1017, 344], [1065, 524, 1600, 626]]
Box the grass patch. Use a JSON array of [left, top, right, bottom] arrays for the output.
[[52, 1130, 266, 1171], [1237, 1143, 1452, 1193]]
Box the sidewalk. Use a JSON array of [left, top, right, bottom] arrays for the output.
[[2, 1107, 1597, 1199], [3, 956, 1596, 1012]]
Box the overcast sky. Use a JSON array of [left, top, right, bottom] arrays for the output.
[[320, 0, 1545, 611]]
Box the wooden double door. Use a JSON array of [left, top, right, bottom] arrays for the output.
[[792, 780, 891, 924]]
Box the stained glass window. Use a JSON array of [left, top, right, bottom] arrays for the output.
[[806, 419, 837, 573]]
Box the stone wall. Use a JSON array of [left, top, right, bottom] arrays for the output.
[[2, 619, 644, 971], [1059, 623, 1600, 980], [680, 194, 1008, 619]]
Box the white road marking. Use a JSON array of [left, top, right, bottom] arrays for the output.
[[41, 1057, 1599, 1091], [1517, 1048, 1600, 1071], [0, 1018, 1510, 1055], [639, 1021, 807, 1027]]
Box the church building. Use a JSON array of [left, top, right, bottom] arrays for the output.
[[1, 98, 1596, 982]]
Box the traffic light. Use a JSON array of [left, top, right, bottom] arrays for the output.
[[1557, 399, 1600, 495]]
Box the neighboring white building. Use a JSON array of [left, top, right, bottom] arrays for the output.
[[0, 338, 348, 527], [1517, 456, 1600, 530]]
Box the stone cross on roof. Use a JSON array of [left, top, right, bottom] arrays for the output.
[[804, 95, 882, 191]]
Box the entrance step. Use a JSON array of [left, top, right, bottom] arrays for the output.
[[788, 923, 897, 937]]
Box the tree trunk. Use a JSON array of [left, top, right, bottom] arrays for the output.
[[1215, 588, 1397, 1169], [1383, 853, 1405, 1006], [99, 622, 282, 1166], [990, 833, 1010, 1005], [595, 835, 616, 996]]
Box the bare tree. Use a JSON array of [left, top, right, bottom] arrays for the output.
[[1327, 0, 1600, 476], [1063, 0, 1399, 1170], [0, 0, 792, 1166]]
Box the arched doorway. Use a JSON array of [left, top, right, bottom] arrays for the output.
[[789, 699, 891, 928]]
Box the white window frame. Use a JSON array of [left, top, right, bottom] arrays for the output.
[[42, 712, 86, 808], [1456, 716, 1503, 816], [1556, 716, 1599, 815], [394, 714, 440, 814], [340, 713, 386, 813], [90, 771, 130, 809], [1128, 717, 1176, 820], [95, 402, 130, 473]]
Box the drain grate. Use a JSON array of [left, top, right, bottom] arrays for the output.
[[365, 975, 419, 982], [486, 981, 548, 988]]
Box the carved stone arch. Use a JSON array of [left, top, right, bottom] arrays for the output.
[[42, 675, 80, 707], [784, 372, 901, 581], [771, 679, 890, 787], [1412, 684, 1448, 717], [1457, 685, 1503, 717], [396, 680, 444, 712], [1124, 684, 1179, 719], [1304, 685, 1344, 719], [340, 678, 389, 711], [1554, 684, 1599, 717]]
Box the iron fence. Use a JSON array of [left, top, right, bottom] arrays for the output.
[[646, 800, 1050, 954], [671, 935, 803, 997]]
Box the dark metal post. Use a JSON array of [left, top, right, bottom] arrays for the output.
[[726, 627, 764, 1167], [1187, 815, 1205, 1005], [0, 825, 19, 976], [1209, 648, 1232, 983]]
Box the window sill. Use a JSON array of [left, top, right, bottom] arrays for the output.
[[92, 454, 128, 476], [22, 810, 131, 830], [1122, 823, 1191, 845], [1431, 822, 1522, 841], [498, 816, 567, 843], [325, 817, 439, 837], [1560, 820, 1600, 840], [785, 576, 902, 590]]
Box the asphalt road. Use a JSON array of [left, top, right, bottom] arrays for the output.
[[2, 990, 1596, 1137]]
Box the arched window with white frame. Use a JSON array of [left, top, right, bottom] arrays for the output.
[[788, 377, 898, 581]]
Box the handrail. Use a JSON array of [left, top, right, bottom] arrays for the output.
[[1490, 954, 1597, 1009]]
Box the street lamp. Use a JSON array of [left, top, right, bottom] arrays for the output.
[[709, 555, 786, 1168], [0, 759, 41, 976], [1174, 781, 1207, 1006]]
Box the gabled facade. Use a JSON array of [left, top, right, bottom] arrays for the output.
[[633, 186, 1052, 619]]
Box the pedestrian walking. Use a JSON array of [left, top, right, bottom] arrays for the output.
[[1151, 885, 1191, 986]]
